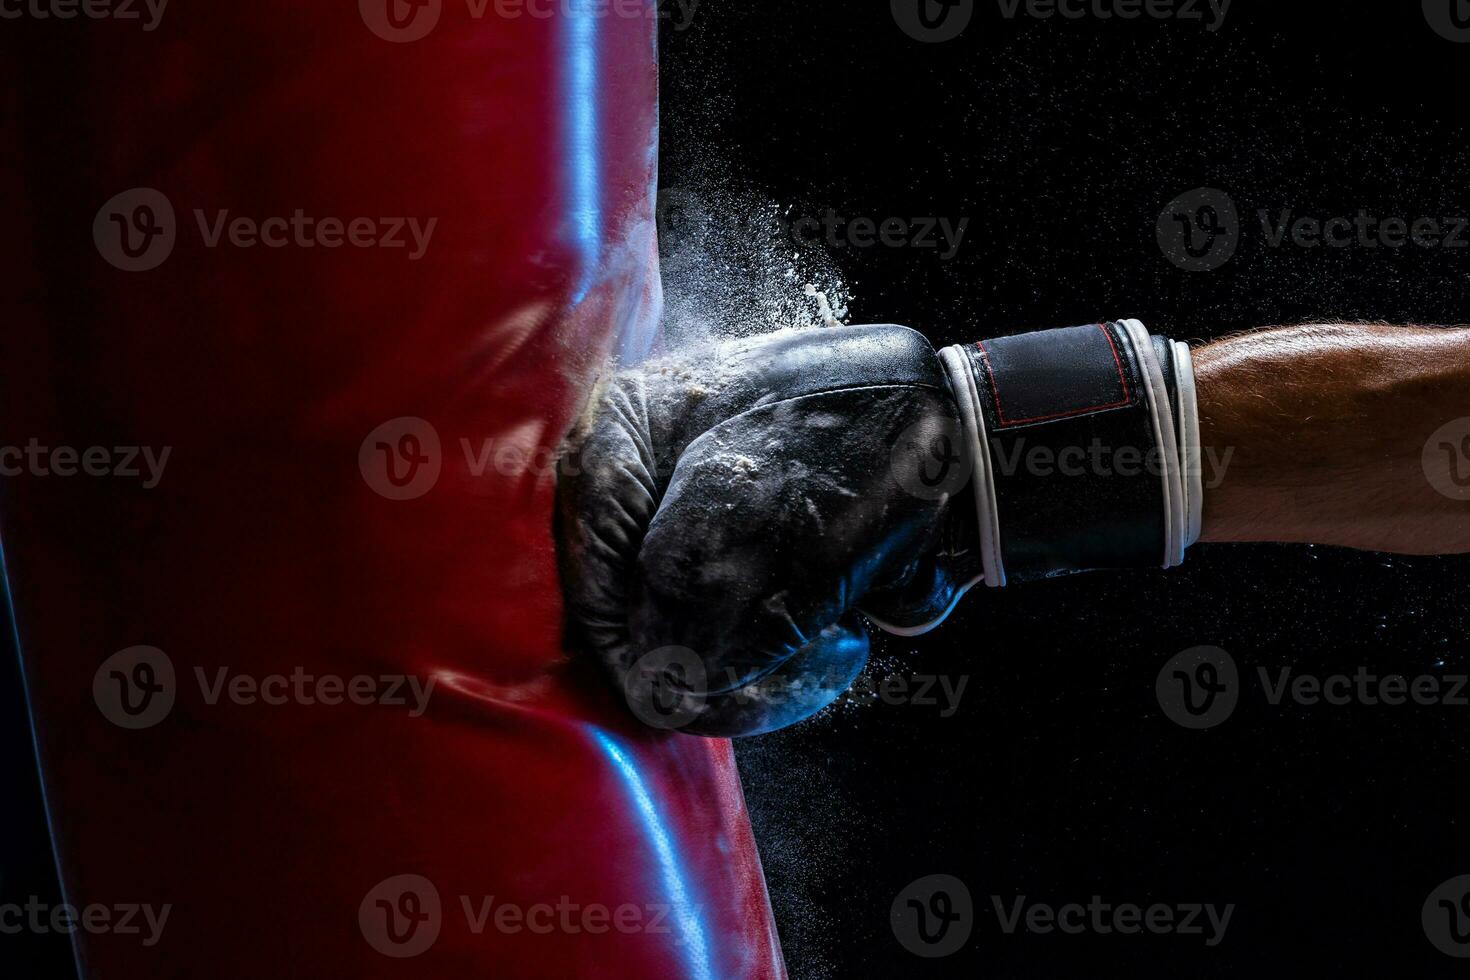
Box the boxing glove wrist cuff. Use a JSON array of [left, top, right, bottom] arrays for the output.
[[938, 319, 1202, 587]]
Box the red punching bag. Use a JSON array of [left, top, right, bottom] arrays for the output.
[[0, 2, 784, 976]]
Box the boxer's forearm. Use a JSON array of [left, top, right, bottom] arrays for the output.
[[1195, 323, 1470, 554]]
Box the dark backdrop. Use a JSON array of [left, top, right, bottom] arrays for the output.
[[4, 4, 1468, 979], [658, 2, 1470, 977]]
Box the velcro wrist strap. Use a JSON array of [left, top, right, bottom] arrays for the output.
[[938, 319, 1201, 587]]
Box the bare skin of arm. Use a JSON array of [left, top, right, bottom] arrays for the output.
[[1194, 323, 1470, 555]]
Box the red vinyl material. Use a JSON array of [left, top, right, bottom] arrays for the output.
[[0, 4, 784, 977]]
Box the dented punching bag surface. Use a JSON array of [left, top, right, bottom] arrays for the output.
[[0, 3, 783, 977]]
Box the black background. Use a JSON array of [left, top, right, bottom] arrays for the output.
[[0, 576, 71, 975], [658, 1, 1470, 977]]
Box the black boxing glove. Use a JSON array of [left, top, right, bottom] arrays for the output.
[[556, 320, 1201, 737], [556, 325, 980, 737]]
